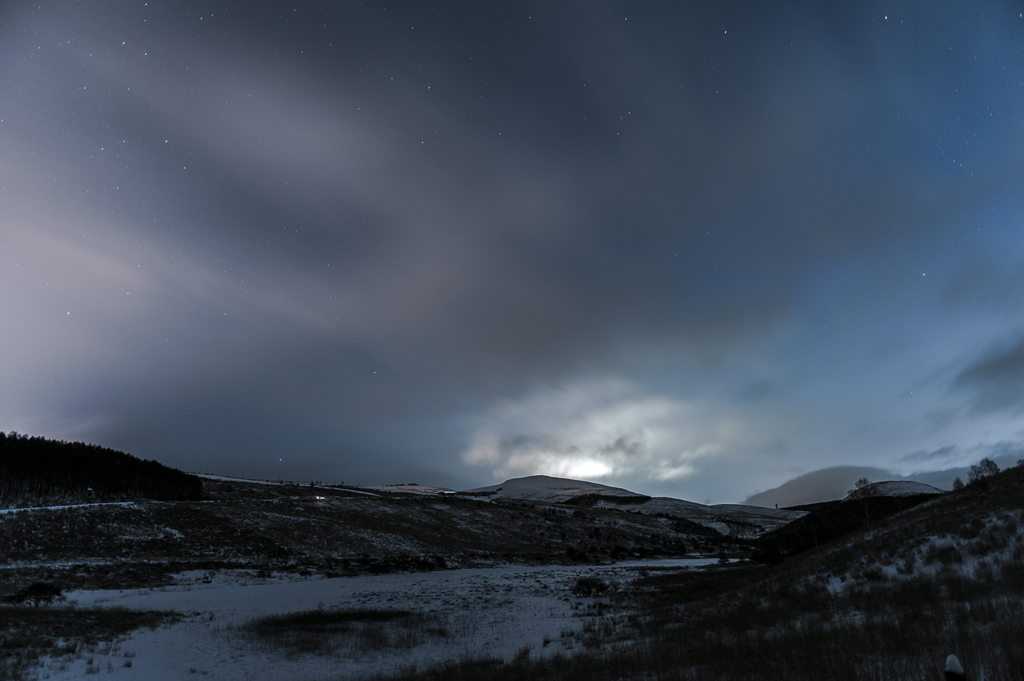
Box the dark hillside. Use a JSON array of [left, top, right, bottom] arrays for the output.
[[563, 493, 652, 507], [793, 461, 1024, 579], [377, 464, 1024, 681], [0, 431, 202, 507], [0, 476, 724, 592], [756, 493, 940, 556]]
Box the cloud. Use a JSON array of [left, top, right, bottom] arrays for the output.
[[4, 0, 1024, 505], [943, 252, 1024, 312], [460, 379, 737, 485], [953, 334, 1024, 413], [900, 445, 956, 463], [744, 466, 893, 508]]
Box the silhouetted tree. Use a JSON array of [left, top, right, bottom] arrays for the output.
[[968, 457, 1000, 484], [0, 431, 202, 506], [848, 477, 871, 495]]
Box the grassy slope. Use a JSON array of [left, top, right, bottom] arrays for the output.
[[0, 478, 725, 593]]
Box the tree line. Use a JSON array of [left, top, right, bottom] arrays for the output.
[[0, 431, 202, 507]]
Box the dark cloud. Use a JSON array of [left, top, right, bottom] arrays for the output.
[[901, 445, 956, 463], [943, 253, 1024, 312], [954, 335, 1024, 413], [599, 436, 648, 459]]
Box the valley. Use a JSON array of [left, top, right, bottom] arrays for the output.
[[2, 461, 1022, 680]]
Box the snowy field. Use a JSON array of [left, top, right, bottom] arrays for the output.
[[42, 559, 716, 681]]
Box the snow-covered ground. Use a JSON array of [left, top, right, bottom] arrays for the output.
[[42, 559, 715, 681], [0, 501, 138, 515], [365, 484, 454, 495], [196, 474, 291, 486], [461, 475, 642, 502], [844, 480, 942, 500]]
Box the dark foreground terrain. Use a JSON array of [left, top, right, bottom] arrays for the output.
[[1, 455, 1021, 680], [0, 474, 729, 595], [375, 464, 1024, 681]]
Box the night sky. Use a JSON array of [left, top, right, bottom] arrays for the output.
[[3, 1, 1024, 503]]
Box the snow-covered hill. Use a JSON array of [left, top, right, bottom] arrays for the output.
[[462, 475, 647, 503], [844, 480, 943, 500], [462, 475, 806, 538]]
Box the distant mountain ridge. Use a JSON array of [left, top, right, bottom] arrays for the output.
[[745, 451, 1023, 507], [845, 480, 942, 500], [463, 475, 805, 538], [462, 475, 647, 503]]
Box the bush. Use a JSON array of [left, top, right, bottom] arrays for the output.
[[5, 582, 66, 607], [571, 575, 612, 598]]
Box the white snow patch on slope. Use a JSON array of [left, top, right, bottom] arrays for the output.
[[367, 483, 455, 495], [0, 501, 137, 515], [845, 481, 943, 500], [196, 473, 289, 485]]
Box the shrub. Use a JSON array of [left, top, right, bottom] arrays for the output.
[[923, 543, 962, 568], [5, 582, 66, 607], [571, 575, 612, 598]]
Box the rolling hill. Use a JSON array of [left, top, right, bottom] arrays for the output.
[[464, 475, 807, 538]]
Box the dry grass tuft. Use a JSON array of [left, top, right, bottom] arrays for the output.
[[242, 606, 450, 657]]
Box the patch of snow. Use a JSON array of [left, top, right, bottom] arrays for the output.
[[195, 474, 288, 486], [0, 501, 137, 515], [43, 559, 716, 681], [845, 481, 943, 500], [342, 487, 382, 497], [368, 483, 455, 495], [461, 475, 641, 503], [707, 522, 731, 536]]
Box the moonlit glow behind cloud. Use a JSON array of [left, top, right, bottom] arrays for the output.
[[461, 379, 739, 487], [2, 1, 1024, 503]]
